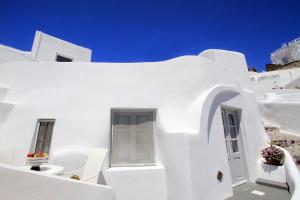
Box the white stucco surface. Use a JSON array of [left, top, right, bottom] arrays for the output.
[[249, 68, 300, 91], [0, 49, 270, 200], [0, 45, 36, 64], [104, 166, 167, 200], [31, 31, 92, 62], [0, 163, 115, 200], [257, 159, 286, 183], [279, 147, 300, 200], [259, 102, 300, 135], [0, 31, 92, 64]]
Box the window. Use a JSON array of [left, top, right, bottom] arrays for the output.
[[110, 109, 155, 167], [56, 54, 72, 62], [282, 57, 289, 64], [35, 119, 55, 154]]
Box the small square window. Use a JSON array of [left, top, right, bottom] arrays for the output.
[[56, 54, 72, 62]]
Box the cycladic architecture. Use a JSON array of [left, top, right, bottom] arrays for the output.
[[249, 68, 300, 91], [271, 37, 300, 65], [250, 38, 300, 136], [0, 31, 92, 63], [0, 31, 299, 200]]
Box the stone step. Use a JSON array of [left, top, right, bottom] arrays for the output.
[[256, 178, 289, 191]]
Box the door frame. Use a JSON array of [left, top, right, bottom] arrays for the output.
[[221, 106, 249, 187]]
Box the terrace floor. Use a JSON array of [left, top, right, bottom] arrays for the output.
[[226, 182, 291, 200]]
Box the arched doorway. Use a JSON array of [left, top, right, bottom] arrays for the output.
[[199, 85, 248, 186]]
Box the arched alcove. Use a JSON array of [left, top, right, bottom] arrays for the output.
[[199, 85, 241, 142]]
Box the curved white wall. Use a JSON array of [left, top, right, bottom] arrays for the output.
[[277, 147, 300, 200], [0, 50, 268, 200]]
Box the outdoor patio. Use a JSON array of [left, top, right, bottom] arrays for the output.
[[227, 182, 291, 200]]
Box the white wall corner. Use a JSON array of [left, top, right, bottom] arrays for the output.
[[31, 31, 43, 59]]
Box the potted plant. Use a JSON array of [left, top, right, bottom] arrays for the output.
[[26, 152, 48, 171], [261, 144, 285, 166], [257, 144, 286, 183]]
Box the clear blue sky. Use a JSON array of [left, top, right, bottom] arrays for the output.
[[0, 0, 299, 71]]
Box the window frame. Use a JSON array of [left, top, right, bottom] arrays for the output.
[[33, 119, 56, 154], [110, 109, 157, 167]]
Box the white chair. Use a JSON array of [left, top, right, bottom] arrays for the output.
[[0, 148, 14, 165], [60, 148, 108, 184]]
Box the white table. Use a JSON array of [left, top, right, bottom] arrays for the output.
[[20, 164, 64, 175]]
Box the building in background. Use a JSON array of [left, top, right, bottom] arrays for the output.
[[271, 37, 300, 65], [249, 37, 300, 137]]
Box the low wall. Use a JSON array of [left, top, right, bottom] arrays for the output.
[[279, 147, 300, 200], [0, 163, 115, 200], [257, 159, 286, 183], [104, 166, 167, 200]]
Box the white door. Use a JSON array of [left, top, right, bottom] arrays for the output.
[[221, 109, 246, 186]]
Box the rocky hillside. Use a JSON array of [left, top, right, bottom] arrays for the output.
[[265, 127, 300, 170]]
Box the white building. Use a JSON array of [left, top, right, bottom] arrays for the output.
[[249, 68, 300, 136], [0, 31, 92, 64], [271, 37, 300, 65], [249, 68, 300, 91], [0, 32, 299, 200]]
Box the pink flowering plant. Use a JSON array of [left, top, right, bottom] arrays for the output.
[[261, 144, 285, 166]]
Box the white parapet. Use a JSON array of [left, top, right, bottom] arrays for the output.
[[278, 147, 300, 200], [257, 159, 286, 183], [0, 163, 115, 200]]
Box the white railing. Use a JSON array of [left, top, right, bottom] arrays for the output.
[[277, 147, 300, 200]]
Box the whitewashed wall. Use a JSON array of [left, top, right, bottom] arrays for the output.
[[0, 163, 114, 200], [0, 31, 92, 64], [0, 45, 36, 64], [0, 50, 268, 200], [31, 31, 92, 62], [250, 68, 300, 91], [259, 102, 300, 135]]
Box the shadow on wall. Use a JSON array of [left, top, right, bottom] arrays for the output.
[[155, 114, 193, 200], [207, 92, 240, 142], [29, 122, 40, 153]]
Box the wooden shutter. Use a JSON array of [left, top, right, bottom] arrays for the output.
[[35, 121, 55, 154], [111, 111, 155, 166], [111, 112, 133, 165], [135, 112, 154, 163]]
